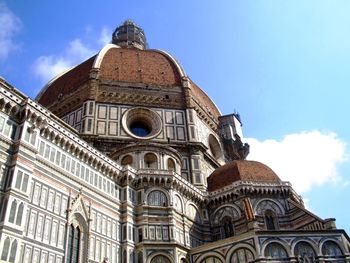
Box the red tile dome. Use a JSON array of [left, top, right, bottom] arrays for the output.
[[36, 22, 222, 125], [36, 44, 221, 120], [207, 160, 281, 191]]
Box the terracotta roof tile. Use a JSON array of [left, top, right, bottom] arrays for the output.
[[207, 160, 281, 191], [38, 56, 96, 106], [99, 48, 181, 86]]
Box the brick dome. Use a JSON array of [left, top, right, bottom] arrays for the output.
[[36, 44, 221, 120], [36, 45, 182, 105], [207, 160, 281, 191]]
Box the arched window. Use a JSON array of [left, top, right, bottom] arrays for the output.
[[15, 203, 24, 226], [151, 255, 171, 263], [8, 240, 17, 263], [1, 237, 10, 261], [294, 241, 315, 263], [187, 204, 201, 223], [231, 248, 255, 263], [255, 199, 284, 216], [265, 242, 288, 260], [1, 238, 17, 263], [67, 224, 81, 263], [221, 216, 234, 238], [167, 158, 175, 171], [264, 210, 278, 230], [148, 190, 167, 207], [8, 200, 17, 223], [121, 155, 133, 166], [202, 256, 222, 263], [322, 240, 343, 259], [144, 153, 157, 169], [174, 194, 183, 213]]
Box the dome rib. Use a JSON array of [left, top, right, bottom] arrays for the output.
[[150, 49, 186, 78], [92, 43, 120, 69]]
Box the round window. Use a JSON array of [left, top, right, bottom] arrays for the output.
[[130, 120, 151, 137], [122, 108, 162, 140]]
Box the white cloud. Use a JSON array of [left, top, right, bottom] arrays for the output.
[[67, 39, 94, 59], [245, 131, 347, 193], [99, 27, 111, 46], [33, 28, 109, 83], [0, 2, 21, 61], [33, 56, 72, 82]]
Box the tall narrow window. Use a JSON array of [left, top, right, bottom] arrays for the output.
[[15, 203, 24, 226], [221, 216, 234, 238], [8, 240, 17, 263], [264, 210, 277, 230], [1, 238, 17, 263], [14, 171, 22, 189], [8, 200, 17, 223], [22, 173, 29, 192], [67, 224, 81, 263], [1, 237, 10, 260]]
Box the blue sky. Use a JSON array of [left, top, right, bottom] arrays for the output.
[[1, 1, 349, 232]]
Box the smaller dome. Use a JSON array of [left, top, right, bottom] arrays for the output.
[[207, 160, 281, 191]]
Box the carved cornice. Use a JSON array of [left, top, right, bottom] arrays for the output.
[[208, 181, 294, 204]]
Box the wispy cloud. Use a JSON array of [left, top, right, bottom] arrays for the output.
[[33, 27, 110, 84], [99, 27, 111, 46], [246, 131, 347, 193], [0, 2, 21, 61]]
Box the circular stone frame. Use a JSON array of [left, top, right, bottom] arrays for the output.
[[122, 107, 162, 140]]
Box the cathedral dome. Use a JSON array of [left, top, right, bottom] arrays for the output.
[[36, 46, 182, 106], [207, 160, 281, 191], [36, 21, 221, 122]]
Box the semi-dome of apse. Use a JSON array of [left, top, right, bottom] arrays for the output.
[[207, 160, 281, 191]]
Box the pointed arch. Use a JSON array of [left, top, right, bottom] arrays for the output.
[[15, 203, 24, 226], [173, 193, 183, 213], [211, 204, 241, 224], [254, 198, 285, 216], [8, 240, 17, 263], [167, 157, 175, 171], [67, 195, 90, 263], [186, 203, 201, 223], [1, 237, 10, 260], [8, 200, 17, 223]]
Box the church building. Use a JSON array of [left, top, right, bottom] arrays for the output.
[[0, 20, 349, 263]]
